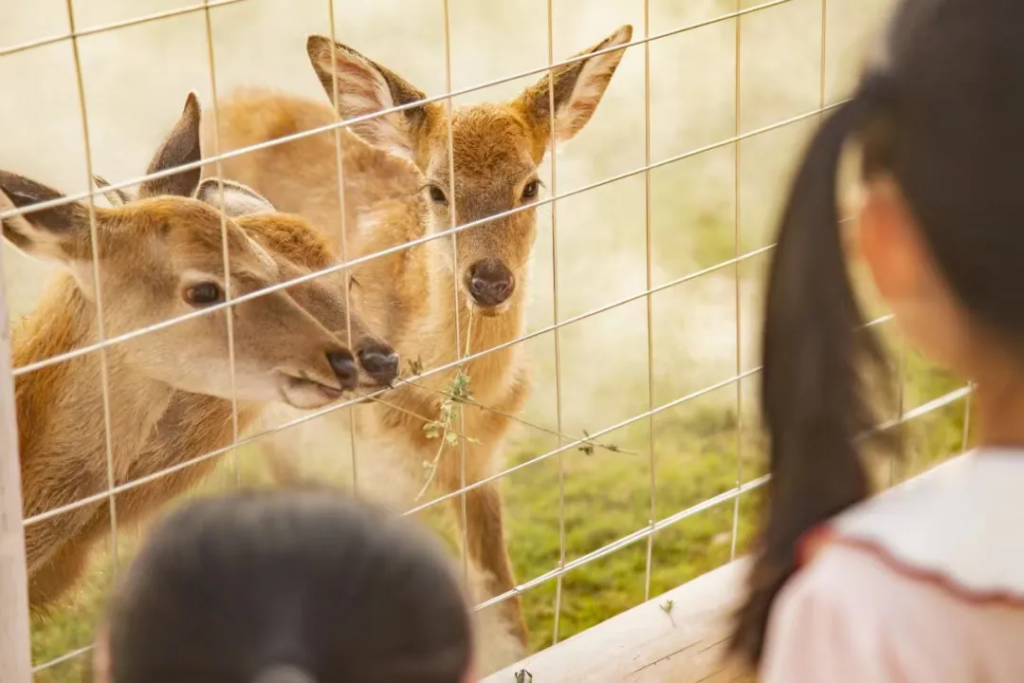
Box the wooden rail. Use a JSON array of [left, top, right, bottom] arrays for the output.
[[483, 558, 754, 683]]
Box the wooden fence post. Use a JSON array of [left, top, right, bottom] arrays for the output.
[[0, 247, 32, 683]]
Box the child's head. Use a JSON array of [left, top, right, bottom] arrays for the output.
[[731, 0, 1024, 667], [94, 490, 474, 683]]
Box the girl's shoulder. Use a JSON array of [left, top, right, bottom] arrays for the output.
[[761, 452, 1024, 683], [762, 538, 1024, 683], [823, 448, 1024, 604]]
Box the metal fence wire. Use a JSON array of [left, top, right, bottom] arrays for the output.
[[0, 0, 970, 680]]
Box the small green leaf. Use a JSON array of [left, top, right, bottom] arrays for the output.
[[445, 431, 459, 446], [449, 369, 473, 402], [579, 430, 595, 456]]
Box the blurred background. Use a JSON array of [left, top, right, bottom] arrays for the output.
[[2, 0, 971, 680]]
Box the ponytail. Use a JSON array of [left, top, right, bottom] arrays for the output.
[[728, 83, 894, 667]]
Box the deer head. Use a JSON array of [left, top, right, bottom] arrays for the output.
[[95, 93, 400, 395], [1, 95, 393, 410], [193, 178, 401, 393], [307, 25, 633, 316]]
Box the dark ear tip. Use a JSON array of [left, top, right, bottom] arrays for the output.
[[0, 171, 64, 207], [306, 34, 330, 56], [0, 169, 18, 190], [182, 92, 201, 121], [306, 34, 359, 63]]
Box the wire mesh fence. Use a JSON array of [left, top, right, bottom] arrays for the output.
[[0, 0, 971, 680]]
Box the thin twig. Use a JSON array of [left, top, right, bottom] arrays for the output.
[[365, 396, 474, 445], [398, 376, 637, 456], [362, 393, 475, 503], [415, 432, 450, 501], [412, 310, 477, 501]]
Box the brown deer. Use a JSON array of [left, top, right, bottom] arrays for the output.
[[4, 93, 399, 610], [202, 26, 633, 668]]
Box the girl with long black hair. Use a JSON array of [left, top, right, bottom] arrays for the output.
[[731, 0, 1024, 679]]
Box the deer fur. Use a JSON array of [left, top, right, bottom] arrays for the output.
[[201, 26, 633, 669], [5, 94, 398, 610]]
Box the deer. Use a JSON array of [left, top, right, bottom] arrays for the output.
[[3, 92, 399, 611], [201, 26, 633, 669]]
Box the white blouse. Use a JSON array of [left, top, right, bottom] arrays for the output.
[[760, 449, 1024, 682]]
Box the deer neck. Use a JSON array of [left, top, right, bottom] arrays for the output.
[[13, 276, 176, 510]]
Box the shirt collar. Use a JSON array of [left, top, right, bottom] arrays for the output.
[[828, 449, 1024, 599]]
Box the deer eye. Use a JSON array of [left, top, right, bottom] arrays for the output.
[[522, 180, 541, 200], [427, 185, 448, 205], [183, 282, 224, 307]]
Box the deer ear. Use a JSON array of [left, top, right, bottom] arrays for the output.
[[92, 175, 133, 207], [306, 35, 431, 162], [518, 25, 632, 147], [138, 92, 203, 199], [0, 170, 95, 263], [196, 178, 276, 218]]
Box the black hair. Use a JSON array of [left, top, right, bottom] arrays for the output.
[[104, 490, 473, 683], [729, 0, 1024, 668]]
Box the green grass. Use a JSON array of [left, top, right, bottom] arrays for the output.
[[27, 345, 969, 681]]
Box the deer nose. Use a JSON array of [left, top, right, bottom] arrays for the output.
[[358, 344, 400, 386], [327, 350, 359, 391], [467, 259, 515, 308]]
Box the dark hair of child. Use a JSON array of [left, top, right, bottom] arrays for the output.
[[103, 490, 473, 683]]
